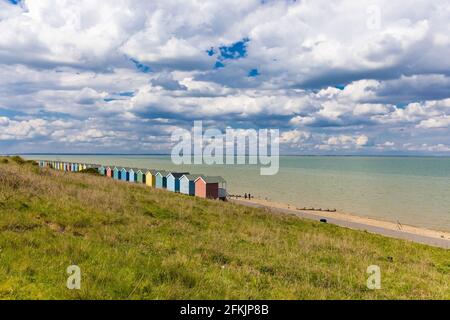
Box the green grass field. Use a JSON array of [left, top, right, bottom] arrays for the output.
[[0, 156, 448, 299]]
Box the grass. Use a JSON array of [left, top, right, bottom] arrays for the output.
[[0, 156, 449, 299]]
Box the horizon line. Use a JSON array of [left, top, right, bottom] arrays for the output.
[[7, 153, 450, 158]]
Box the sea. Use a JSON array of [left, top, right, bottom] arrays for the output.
[[22, 155, 450, 232]]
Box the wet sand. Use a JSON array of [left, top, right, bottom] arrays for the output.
[[231, 197, 450, 249]]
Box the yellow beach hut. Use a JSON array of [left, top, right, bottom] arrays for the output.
[[145, 169, 157, 187]]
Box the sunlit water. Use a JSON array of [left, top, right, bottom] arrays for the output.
[[23, 155, 450, 232]]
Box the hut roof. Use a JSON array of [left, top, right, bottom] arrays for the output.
[[181, 174, 205, 181], [166, 172, 190, 179], [195, 176, 226, 184], [156, 170, 169, 176]]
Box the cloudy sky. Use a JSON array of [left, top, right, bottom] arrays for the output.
[[1, 0, 450, 155]]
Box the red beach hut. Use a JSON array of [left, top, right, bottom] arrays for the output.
[[194, 176, 227, 200]]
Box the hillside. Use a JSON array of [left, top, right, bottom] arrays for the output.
[[0, 156, 448, 299]]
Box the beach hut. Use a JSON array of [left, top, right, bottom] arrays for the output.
[[145, 169, 157, 187], [194, 176, 227, 200], [98, 166, 106, 175], [120, 168, 129, 181], [155, 171, 168, 189], [128, 168, 138, 183], [106, 166, 113, 178], [166, 172, 189, 193], [81, 164, 87, 171], [179, 174, 204, 196], [136, 169, 146, 184], [113, 167, 121, 180]]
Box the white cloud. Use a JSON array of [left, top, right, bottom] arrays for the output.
[[417, 116, 450, 129], [0, 117, 50, 140], [326, 134, 370, 148], [279, 130, 311, 145]]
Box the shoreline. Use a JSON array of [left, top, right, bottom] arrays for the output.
[[231, 197, 450, 249]]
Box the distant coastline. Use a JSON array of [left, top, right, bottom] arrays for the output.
[[13, 153, 450, 158]]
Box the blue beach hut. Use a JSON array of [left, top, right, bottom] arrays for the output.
[[98, 166, 106, 175], [120, 168, 129, 181], [113, 167, 121, 180], [155, 171, 168, 189], [166, 172, 189, 193], [128, 168, 138, 183]]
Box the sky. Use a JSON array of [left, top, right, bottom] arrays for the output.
[[1, 0, 450, 155]]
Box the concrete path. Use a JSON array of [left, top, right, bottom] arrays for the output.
[[231, 199, 450, 249]]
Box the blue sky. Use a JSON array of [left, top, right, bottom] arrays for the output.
[[1, 0, 450, 154]]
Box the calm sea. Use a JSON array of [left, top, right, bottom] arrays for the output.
[[23, 155, 450, 232]]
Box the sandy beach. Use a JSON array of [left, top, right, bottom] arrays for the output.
[[231, 197, 450, 249]]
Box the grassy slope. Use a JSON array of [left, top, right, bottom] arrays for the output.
[[0, 157, 448, 300]]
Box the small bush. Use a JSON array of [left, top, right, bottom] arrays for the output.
[[1, 159, 8, 164], [80, 168, 101, 176]]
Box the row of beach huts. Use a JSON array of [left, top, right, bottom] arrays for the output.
[[37, 160, 227, 200]]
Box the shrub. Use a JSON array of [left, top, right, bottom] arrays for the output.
[[80, 168, 101, 176]]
